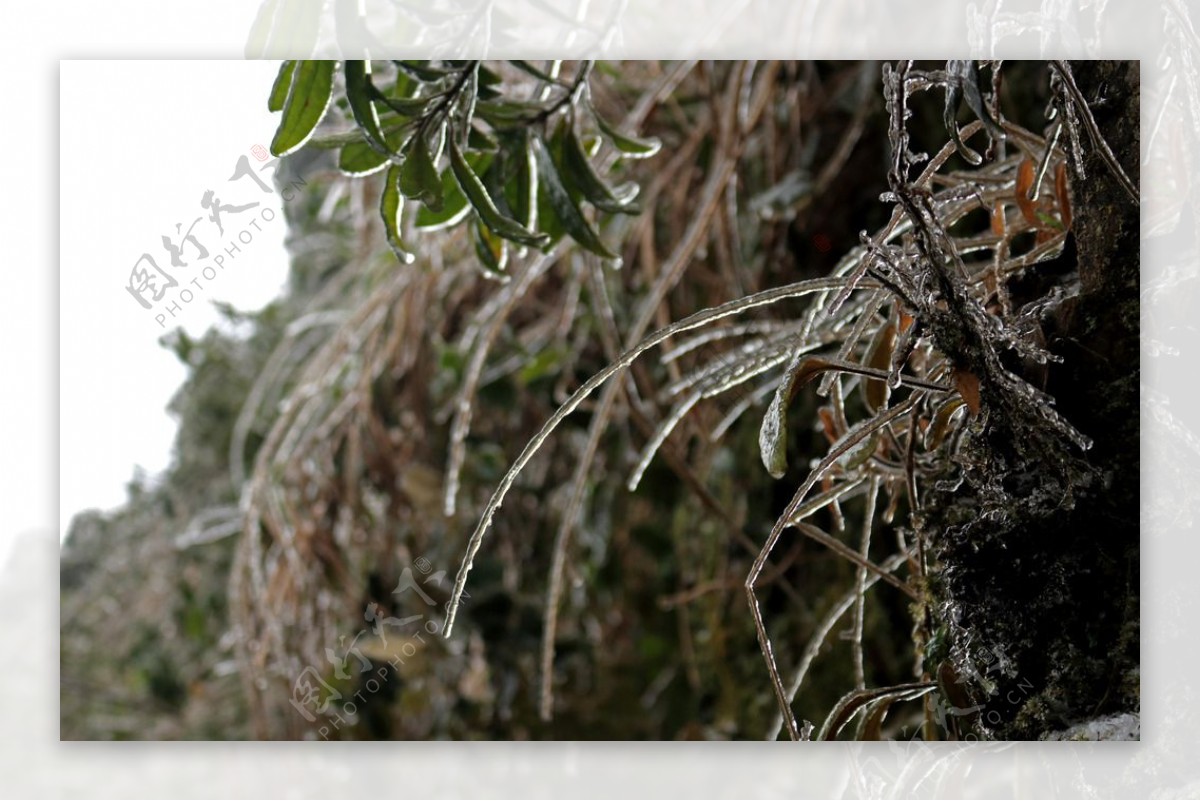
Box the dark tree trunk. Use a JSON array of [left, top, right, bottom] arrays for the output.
[[926, 61, 1140, 740]]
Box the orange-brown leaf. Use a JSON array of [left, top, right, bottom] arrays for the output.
[[1016, 158, 1039, 229], [953, 369, 982, 415], [862, 321, 897, 411], [1055, 161, 1072, 231], [990, 203, 1007, 236]]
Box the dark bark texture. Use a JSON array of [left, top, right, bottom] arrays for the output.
[[926, 61, 1140, 740]]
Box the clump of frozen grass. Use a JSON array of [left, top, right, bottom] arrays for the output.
[[441, 60, 1115, 740]]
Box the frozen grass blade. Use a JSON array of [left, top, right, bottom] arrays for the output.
[[443, 276, 863, 636], [766, 550, 912, 740], [747, 395, 917, 740]]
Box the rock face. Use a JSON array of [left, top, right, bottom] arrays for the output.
[[925, 61, 1140, 740]]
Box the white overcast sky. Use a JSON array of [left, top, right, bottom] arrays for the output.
[[58, 61, 291, 542]]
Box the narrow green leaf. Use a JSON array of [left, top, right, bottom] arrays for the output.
[[380, 165, 414, 263], [482, 159, 516, 219], [468, 124, 500, 152], [475, 99, 547, 128], [449, 137, 548, 248], [415, 152, 490, 230], [1035, 209, 1065, 231], [536, 169, 565, 243], [344, 60, 391, 156], [554, 118, 641, 214], [399, 133, 444, 212], [759, 356, 833, 479], [595, 112, 662, 159], [759, 389, 791, 479], [391, 69, 415, 101], [415, 172, 469, 229], [339, 139, 387, 176], [533, 134, 618, 259], [478, 64, 502, 87], [837, 431, 881, 471], [395, 60, 453, 81], [471, 215, 510, 280], [500, 130, 537, 231], [338, 125, 408, 176], [268, 60, 295, 112], [508, 60, 562, 84], [371, 83, 434, 117], [270, 60, 336, 157]]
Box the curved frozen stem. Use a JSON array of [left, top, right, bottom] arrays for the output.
[[765, 550, 911, 740], [443, 275, 870, 637], [443, 250, 560, 517], [1049, 61, 1139, 205], [852, 476, 880, 689], [746, 394, 917, 740]]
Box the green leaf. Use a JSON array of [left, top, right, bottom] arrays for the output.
[[471, 215, 509, 280], [478, 165, 512, 225], [371, 84, 435, 117], [399, 132, 444, 212], [270, 60, 336, 157], [478, 63, 502, 87], [449, 136, 548, 248], [508, 59, 562, 84], [395, 60, 454, 81], [468, 124, 500, 152], [380, 165, 414, 263], [759, 389, 791, 480], [475, 99, 547, 128], [500, 130, 537, 231], [391, 69, 416, 100], [536, 172, 565, 243], [343, 60, 391, 156], [533, 134, 618, 259], [554, 118, 641, 214], [414, 151, 492, 230], [836, 430, 880, 471], [268, 60, 295, 112], [338, 125, 408, 176], [595, 111, 662, 159], [477, 63, 503, 100], [1035, 209, 1065, 231], [414, 171, 470, 229], [759, 357, 834, 479]]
